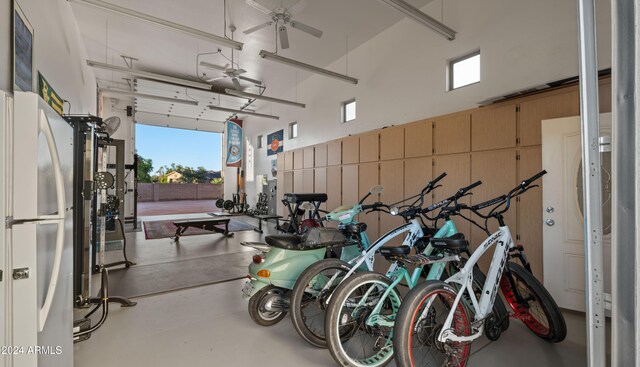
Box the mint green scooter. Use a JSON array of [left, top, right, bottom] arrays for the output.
[[241, 186, 384, 326]]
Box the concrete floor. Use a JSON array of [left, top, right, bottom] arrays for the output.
[[78, 212, 592, 367], [137, 200, 221, 216]]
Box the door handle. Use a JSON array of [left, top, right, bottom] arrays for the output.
[[545, 219, 555, 226]]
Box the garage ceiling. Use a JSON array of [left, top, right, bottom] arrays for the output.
[[71, 0, 431, 129]]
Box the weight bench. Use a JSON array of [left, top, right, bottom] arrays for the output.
[[253, 214, 283, 233], [172, 218, 233, 240]]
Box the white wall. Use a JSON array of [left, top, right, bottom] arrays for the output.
[[4, 0, 97, 113], [243, 0, 612, 205]]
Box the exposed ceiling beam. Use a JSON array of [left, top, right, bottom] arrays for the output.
[[99, 87, 199, 106], [68, 0, 243, 50], [225, 89, 306, 108], [207, 104, 279, 120]]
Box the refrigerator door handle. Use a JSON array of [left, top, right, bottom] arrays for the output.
[[37, 109, 66, 331]]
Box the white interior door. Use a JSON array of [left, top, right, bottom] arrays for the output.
[[542, 113, 612, 312]]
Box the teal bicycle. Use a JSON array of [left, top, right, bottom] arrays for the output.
[[324, 181, 509, 367]]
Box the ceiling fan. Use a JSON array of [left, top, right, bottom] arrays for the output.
[[243, 0, 323, 49], [200, 62, 263, 90]]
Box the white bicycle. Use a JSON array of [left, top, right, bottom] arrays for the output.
[[393, 170, 566, 367]]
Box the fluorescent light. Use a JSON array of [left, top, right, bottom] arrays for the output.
[[208, 105, 279, 120], [99, 87, 198, 106], [258, 50, 358, 84], [224, 89, 305, 108], [136, 110, 223, 123], [87, 60, 212, 90], [379, 0, 456, 40], [68, 0, 243, 50]]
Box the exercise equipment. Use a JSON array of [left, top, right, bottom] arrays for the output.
[[172, 218, 233, 240]]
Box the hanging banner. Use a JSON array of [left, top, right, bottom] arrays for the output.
[[37, 72, 64, 115], [226, 118, 243, 167], [267, 129, 284, 156]]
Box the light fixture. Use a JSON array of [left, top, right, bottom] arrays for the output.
[[224, 89, 305, 108], [379, 0, 456, 40], [208, 105, 279, 120], [136, 110, 224, 123], [68, 0, 243, 50], [258, 50, 358, 84], [99, 87, 198, 106], [87, 60, 212, 90]]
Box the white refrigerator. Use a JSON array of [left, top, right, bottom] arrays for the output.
[[1, 91, 74, 367]]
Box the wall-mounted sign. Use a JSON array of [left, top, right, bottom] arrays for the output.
[[267, 129, 284, 156], [14, 2, 34, 92], [37, 72, 64, 116], [226, 119, 243, 167]]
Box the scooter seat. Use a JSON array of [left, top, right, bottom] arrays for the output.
[[265, 234, 301, 250], [342, 222, 367, 235], [429, 233, 469, 253]]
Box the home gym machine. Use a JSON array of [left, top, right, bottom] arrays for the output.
[[64, 114, 136, 342]]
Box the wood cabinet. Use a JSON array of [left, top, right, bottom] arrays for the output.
[[342, 165, 359, 209], [518, 91, 580, 147], [359, 163, 379, 240], [327, 140, 342, 166], [314, 167, 327, 194], [359, 133, 379, 163], [380, 160, 404, 245], [284, 151, 294, 170], [472, 105, 516, 151], [315, 144, 328, 167], [405, 121, 432, 158], [280, 171, 294, 216], [380, 127, 404, 161], [432, 153, 471, 237], [277, 153, 285, 172], [326, 166, 342, 211], [517, 146, 543, 279], [404, 157, 432, 200], [434, 113, 471, 154], [293, 150, 304, 170], [302, 169, 314, 192], [293, 170, 304, 192], [342, 136, 359, 164], [303, 147, 314, 168]]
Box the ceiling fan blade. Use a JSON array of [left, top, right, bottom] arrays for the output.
[[243, 21, 273, 34], [232, 78, 242, 90], [290, 21, 323, 38], [279, 26, 290, 49], [287, 0, 308, 15], [200, 61, 227, 71], [245, 0, 272, 15], [236, 69, 247, 75], [239, 75, 263, 85], [206, 76, 227, 82]]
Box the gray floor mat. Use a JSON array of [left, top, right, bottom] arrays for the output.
[[108, 251, 252, 298]]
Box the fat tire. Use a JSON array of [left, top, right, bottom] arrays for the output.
[[506, 262, 566, 342], [291, 259, 353, 348]]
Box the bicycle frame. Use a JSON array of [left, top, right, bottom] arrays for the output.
[[428, 225, 515, 344]]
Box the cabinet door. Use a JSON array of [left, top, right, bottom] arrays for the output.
[[519, 91, 580, 146], [280, 171, 294, 216], [293, 170, 304, 192], [471, 105, 516, 151], [303, 147, 314, 168], [380, 160, 404, 245], [327, 166, 342, 212], [327, 140, 342, 166], [470, 149, 517, 272], [405, 121, 433, 158], [315, 167, 327, 194], [303, 169, 314, 192], [342, 136, 359, 164], [359, 133, 379, 163], [380, 127, 404, 161], [359, 163, 379, 240], [432, 153, 471, 238], [284, 151, 294, 170], [342, 165, 359, 209], [293, 150, 304, 170], [315, 144, 328, 167], [517, 146, 543, 279], [277, 153, 285, 171], [404, 157, 432, 200], [434, 114, 470, 155]]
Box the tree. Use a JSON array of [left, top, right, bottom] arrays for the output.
[[136, 153, 154, 183]]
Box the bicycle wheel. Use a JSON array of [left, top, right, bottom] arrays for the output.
[[290, 259, 352, 348], [325, 272, 402, 367], [500, 262, 566, 343], [393, 280, 471, 367]]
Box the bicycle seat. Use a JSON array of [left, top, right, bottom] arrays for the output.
[[265, 234, 301, 250], [342, 222, 367, 235], [429, 233, 469, 253], [379, 245, 411, 259]]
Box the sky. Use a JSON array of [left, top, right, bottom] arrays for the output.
[[135, 124, 222, 173]]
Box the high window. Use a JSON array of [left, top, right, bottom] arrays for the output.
[[449, 50, 480, 90]]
